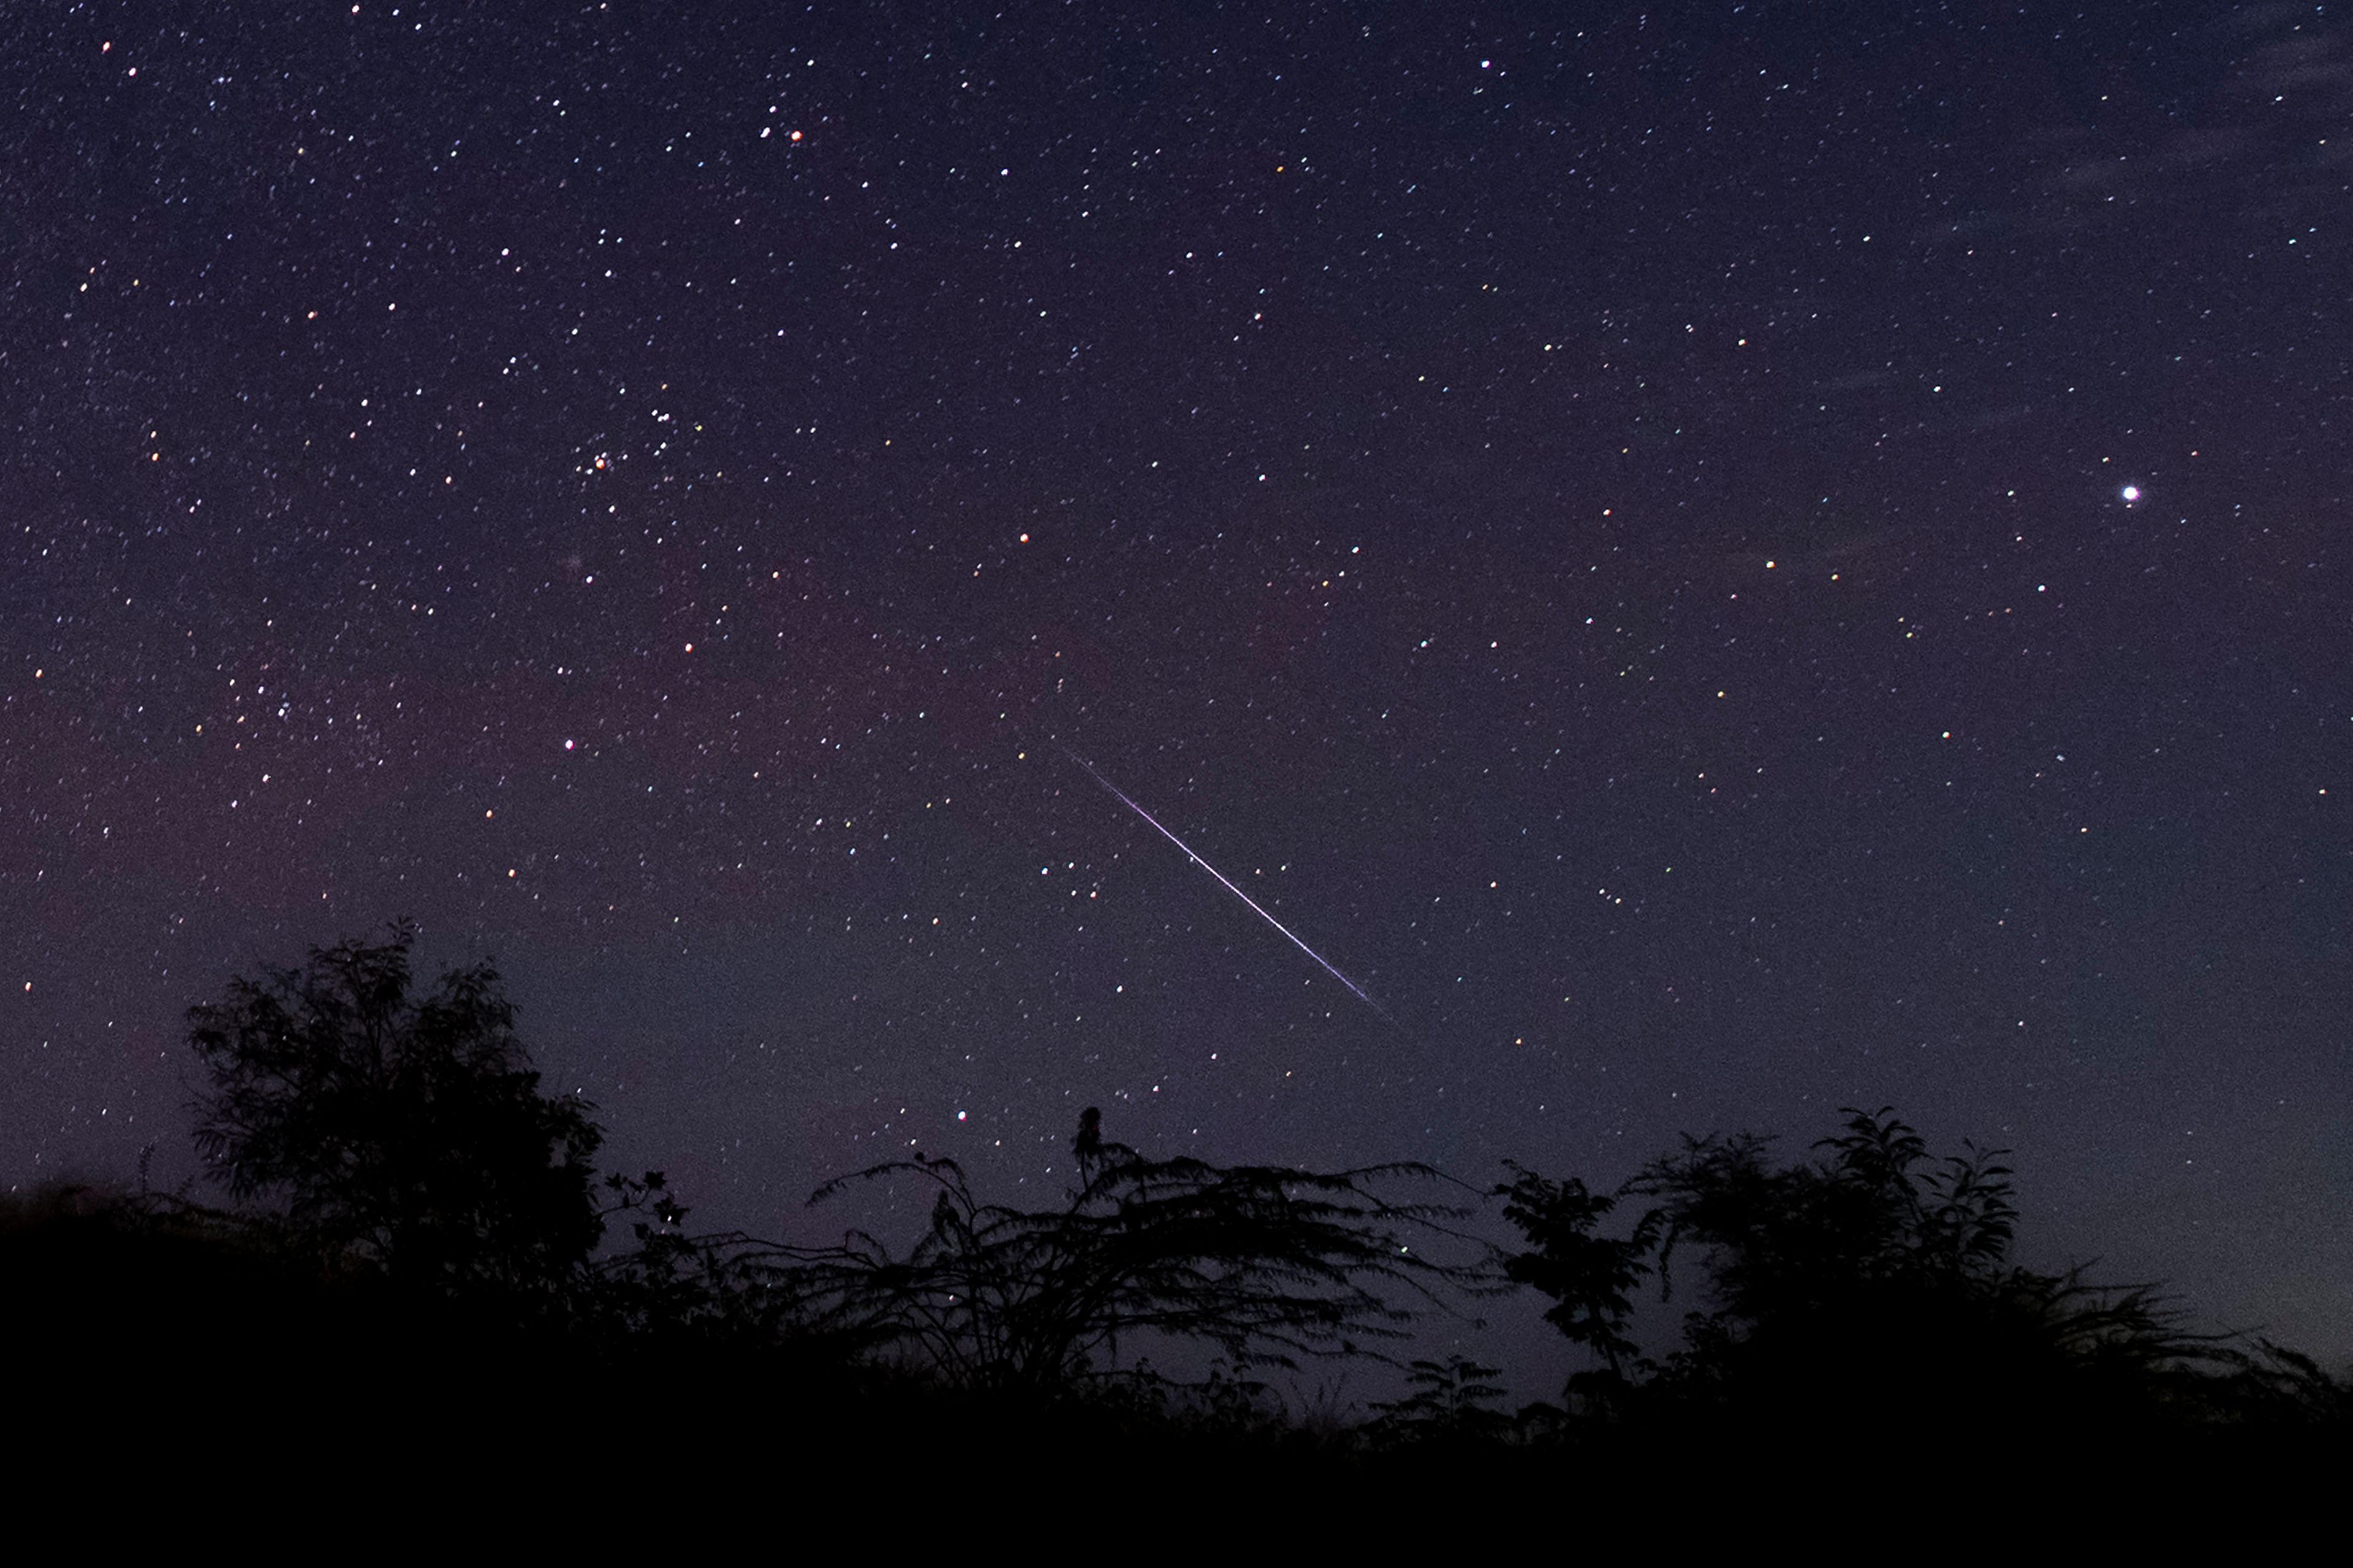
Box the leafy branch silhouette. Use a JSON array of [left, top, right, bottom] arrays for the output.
[[770, 1109, 1494, 1393]]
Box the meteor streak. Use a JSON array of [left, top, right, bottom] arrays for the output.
[[1065, 749, 1394, 1024]]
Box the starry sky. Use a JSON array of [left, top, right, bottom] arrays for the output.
[[5, 1, 2349, 1371]]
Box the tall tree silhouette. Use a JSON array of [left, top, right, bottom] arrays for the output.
[[187, 922, 605, 1302]]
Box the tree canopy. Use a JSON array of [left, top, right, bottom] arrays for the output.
[[185, 922, 606, 1300], [1497, 1106, 2334, 1440]]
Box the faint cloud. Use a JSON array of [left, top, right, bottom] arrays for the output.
[[2008, 13, 2351, 235]]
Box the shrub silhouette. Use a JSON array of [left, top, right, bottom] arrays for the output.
[[1, 1181, 319, 1369], [1495, 1164, 1656, 1408], [1363, 1354, 1514, 1448], [1501, 1107, 2300, 1445], [186, 922, 606, 1305], [774, 1108, 1490, 1395]]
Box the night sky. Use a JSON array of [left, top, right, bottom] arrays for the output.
[[6, 1, 2348, 1373]]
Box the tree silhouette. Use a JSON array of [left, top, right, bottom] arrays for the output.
[[1495, 1164, 1656, 1405], [186, 922, 606, 1303], [1501, 1108, 2288, 1443], [1634, 1108, 2022, 1324], [1363, 1354, 1514, 1448], [1622, 1109, 2083, 1419], [777, 1110, 1489, 1394]]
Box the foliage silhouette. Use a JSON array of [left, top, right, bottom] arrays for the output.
[[1362, 1354, 1514, 1447], [582, 1166, 867, 1360], [1495, 1163, 1656, 1406], [33, 927, 2336, 1480], [186, 922, 606, 1303], [1635, 1107, 2023, 1318], [773, 1108, 1490, 1394], [1500, 1106, 2316, 1445]]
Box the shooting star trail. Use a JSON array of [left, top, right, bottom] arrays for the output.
[[1065, 749, 1395, 1025]]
